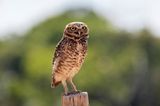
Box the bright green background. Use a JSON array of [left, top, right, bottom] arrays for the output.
[[0, 9, 160, 106]]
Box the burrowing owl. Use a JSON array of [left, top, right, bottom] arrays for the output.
[[51, 22, 89, 95]]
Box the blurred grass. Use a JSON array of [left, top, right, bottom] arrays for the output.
[[0, 9, 160, 106]]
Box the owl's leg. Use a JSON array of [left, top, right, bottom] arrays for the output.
[[68, 78, 77, 92], [61, 80, 68, 95]]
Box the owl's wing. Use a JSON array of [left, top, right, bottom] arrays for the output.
[[51, 43, 62, 88], [52, 44, 61, 65]]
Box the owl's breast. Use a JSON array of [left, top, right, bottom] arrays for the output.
[[53, 39, 87, 80], [58, 42, 86, 77], [65, 42, 86, 66]]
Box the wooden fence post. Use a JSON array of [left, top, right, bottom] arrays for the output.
[[62, 92, 89, 106]]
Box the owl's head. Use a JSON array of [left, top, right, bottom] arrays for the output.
[[64, 22, 89, 40]]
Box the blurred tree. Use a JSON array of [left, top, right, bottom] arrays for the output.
[[0, 9, 160, 106]]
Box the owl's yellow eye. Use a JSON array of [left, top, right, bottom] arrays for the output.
[[82, 26, 87, 30], [70, 27, 77, 31]]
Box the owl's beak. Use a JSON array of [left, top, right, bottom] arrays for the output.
[[74, 31, 82, 37], [78, 31, 81, 36]]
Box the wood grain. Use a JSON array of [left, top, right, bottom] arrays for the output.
[[62, 92, 89, 106]]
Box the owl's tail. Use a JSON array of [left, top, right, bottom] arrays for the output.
[[51, 78, 61, 88]]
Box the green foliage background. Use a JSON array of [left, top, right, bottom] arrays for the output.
[[0, 9, 160, 106]]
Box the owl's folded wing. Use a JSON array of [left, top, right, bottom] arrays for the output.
[[52, 44, 61, 65]]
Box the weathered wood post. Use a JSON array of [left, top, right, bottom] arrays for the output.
[[62, 92, 89, 106]]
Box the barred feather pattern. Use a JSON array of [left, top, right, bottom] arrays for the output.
[[51, 37, 88, 87]]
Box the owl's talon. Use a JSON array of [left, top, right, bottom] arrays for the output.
[[75, 90, 81, 94], [63, 92, 69, 96], [63, 93, 68, 96], [67, 90, 81, 95]]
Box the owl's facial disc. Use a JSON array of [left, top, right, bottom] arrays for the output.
[[64, 22, 89, 40]]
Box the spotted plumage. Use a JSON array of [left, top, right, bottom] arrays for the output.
[[51, 22, 89, 95]]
